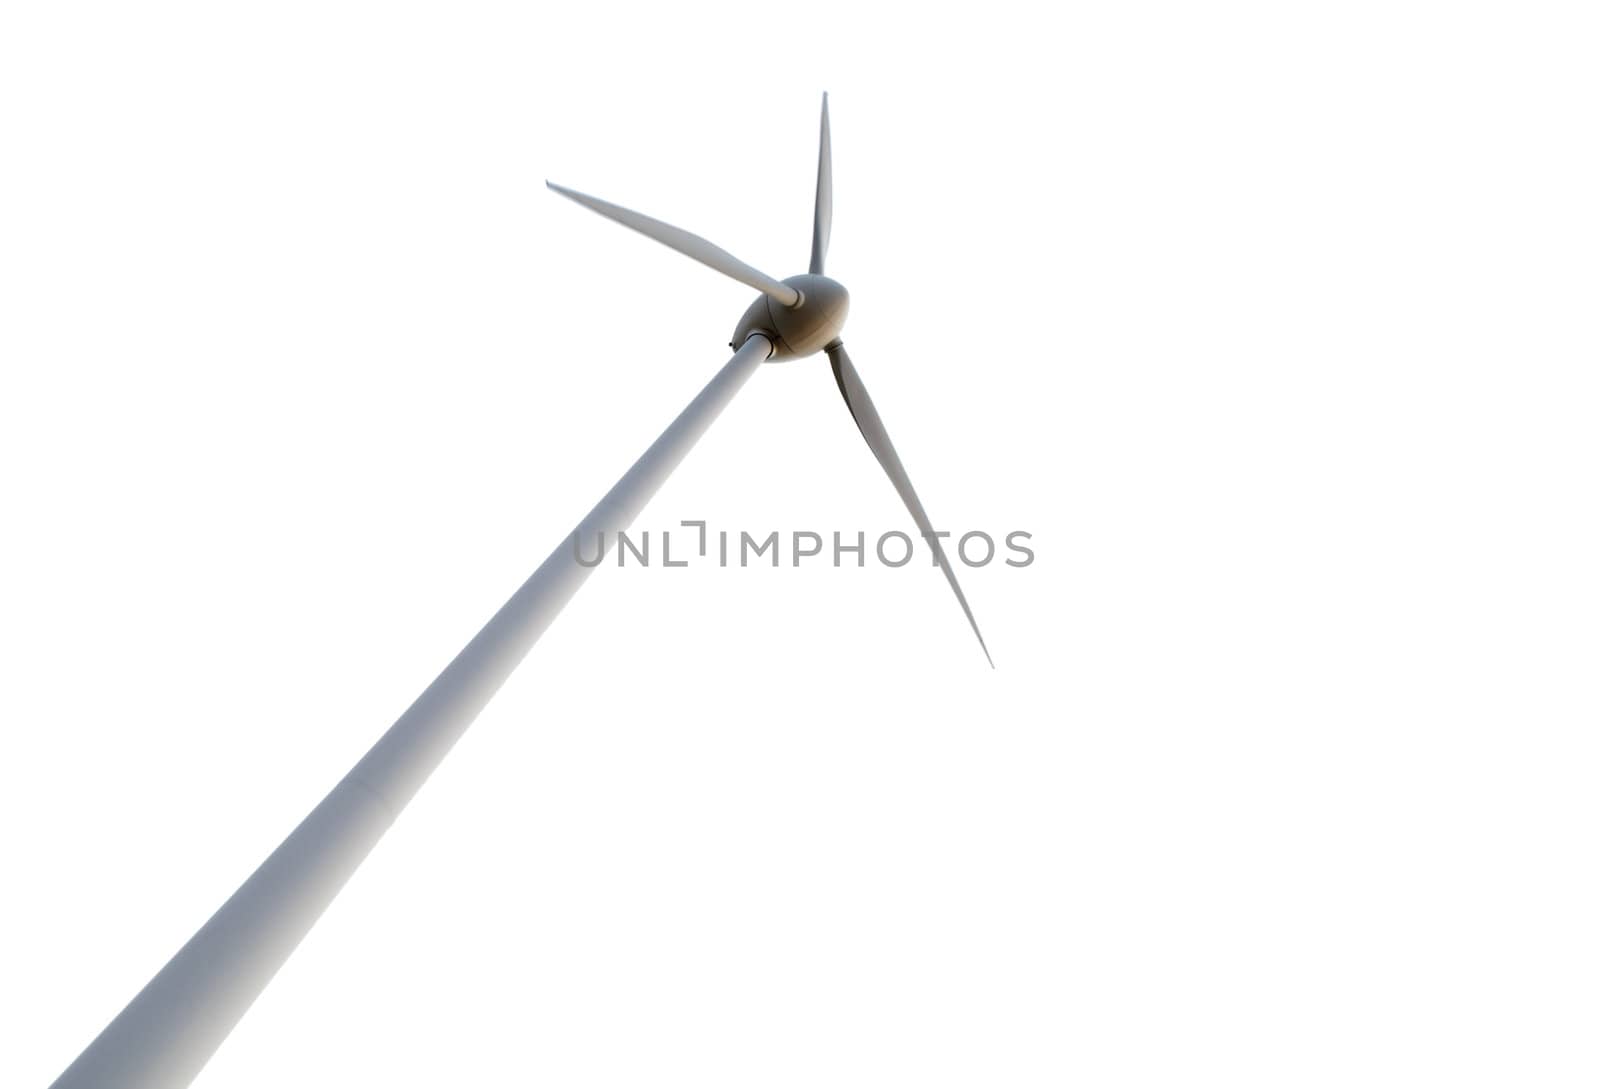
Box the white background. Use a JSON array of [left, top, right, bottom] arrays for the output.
[[2, 2, 1597, 1085]]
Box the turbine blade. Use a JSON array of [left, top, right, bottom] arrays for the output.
[[546, 181, 800, 307], [826, 341, 994, 667], [809, 93, 832, 275]]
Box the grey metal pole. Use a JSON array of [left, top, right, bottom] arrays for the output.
[[50, 334, 774, 1089]]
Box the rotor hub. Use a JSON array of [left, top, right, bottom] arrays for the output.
[[730, 274, 849, 361]]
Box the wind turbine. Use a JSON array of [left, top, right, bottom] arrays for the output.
[[49, 94, 989, 1089]]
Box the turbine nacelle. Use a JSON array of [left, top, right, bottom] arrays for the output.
[[730, 273, 849, 360]]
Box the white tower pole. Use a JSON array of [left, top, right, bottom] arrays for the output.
[[50, 334, 774, 1089]]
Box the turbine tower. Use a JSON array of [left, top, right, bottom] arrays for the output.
[[50, 94, 989, 1089]]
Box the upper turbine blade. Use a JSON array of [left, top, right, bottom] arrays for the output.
[[546, 181, 800, 307], [826, 341, 994, 667], [809, 93, 832, 275]]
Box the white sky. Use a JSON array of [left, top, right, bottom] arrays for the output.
[[2, 2, 1597, 1086]]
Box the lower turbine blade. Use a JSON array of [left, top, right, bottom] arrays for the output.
[[826, 341, 994, 667]]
